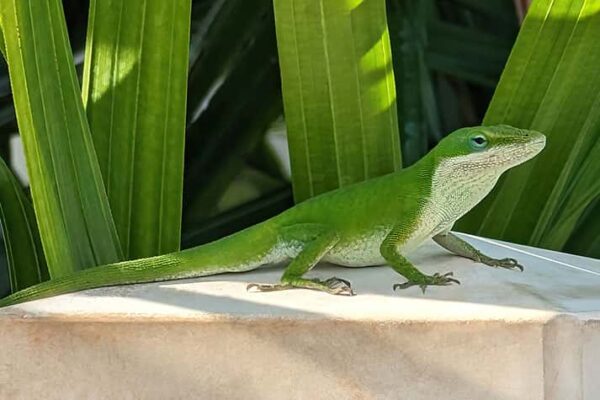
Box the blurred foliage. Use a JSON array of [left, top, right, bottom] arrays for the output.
[[388, 0, 518, 165]]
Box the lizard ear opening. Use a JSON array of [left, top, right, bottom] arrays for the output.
[[469, 134, 488, 151]]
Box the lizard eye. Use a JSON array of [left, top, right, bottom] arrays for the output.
[[470, 134, 488, 150]]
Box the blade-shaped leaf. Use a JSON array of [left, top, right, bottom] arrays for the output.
[[0, 238, 8, 298], [564, 199, 600, 258], [0, 0, 122, 277], [538, 137, 600, 250], [0, 3, 90, 141], [274, 0, 402, 202], [456, 0, 600, 252], [82, 0, 191, 259], [0, 157, 48, 292]]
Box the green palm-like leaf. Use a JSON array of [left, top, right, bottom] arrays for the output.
[[274, 0, 401, 202], [539, 139, 600, 250], [0, 0, 122, 277], [0, 157, 48, 292], [564, 200, 600, 258], [457, 0, 600, 256], [82, 0, 191, 259]]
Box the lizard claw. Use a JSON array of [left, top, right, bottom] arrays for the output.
[[393, 271, 460, 293], [323, 277, 355, 296], [482, 257, 524, 271]]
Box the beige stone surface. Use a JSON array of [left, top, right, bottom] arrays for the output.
[[0, 234, 599, 399]]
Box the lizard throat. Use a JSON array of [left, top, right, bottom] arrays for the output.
[[426, 141, 542, 228]]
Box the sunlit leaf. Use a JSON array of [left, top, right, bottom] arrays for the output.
[[274, 0, 402, 202], [539, 139, 600, 250], [457, 0, 600, 255], [82, 0, 191, 259]]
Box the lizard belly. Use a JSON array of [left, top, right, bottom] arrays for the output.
[[323, 229, 388, 267]]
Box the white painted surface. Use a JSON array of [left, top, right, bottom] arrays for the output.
[[0, 236, 598, 399]]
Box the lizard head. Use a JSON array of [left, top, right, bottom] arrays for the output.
[[432, 124, 546, 174]]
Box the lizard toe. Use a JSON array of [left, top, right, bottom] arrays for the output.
[[246, 282, 292, 292]]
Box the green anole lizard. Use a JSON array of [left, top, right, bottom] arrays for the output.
[[0, 125, 545, 306]]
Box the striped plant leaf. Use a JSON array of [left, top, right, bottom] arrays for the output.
[[0, 157, 48, 293], [565, 200, 600, 258], [457, 0, 600, 256], [538, 138, 600, 250], [0, 0, 122, 277], [274, 0, 402, 202], [82, 0, 191, 259]]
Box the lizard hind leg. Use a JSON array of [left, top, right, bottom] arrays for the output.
[[247, 224, 355, 296], [433, 232, 524, 271]]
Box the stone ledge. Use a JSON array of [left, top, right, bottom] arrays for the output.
[[1, 234, 599, 399]]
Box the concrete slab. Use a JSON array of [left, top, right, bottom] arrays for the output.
[[0, 234, 599, 399]]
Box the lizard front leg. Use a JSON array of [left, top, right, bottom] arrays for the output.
[[433, 232, 523, 271], [381, 225, 460, 293], [247, 224, 354, 296]]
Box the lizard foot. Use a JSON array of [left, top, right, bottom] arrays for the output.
[[247, 277, 355, 296], [481, 257, 524, 271], [393, 272, 460, 294]]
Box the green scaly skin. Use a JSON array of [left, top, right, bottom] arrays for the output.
[[0, 125, 546, 306]]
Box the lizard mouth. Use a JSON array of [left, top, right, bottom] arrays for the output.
[[482, 136, 546, 170], [526, 136, 546, 156], [505, 136, 545, 167], [529, 137, 546, 148]]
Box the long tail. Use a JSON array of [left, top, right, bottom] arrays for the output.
[[0, 220, 281, 307]]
